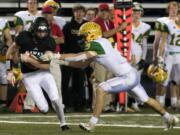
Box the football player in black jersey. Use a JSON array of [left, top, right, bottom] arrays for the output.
[[6, 17, 69, 131]]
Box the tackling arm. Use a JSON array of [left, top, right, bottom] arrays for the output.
[[67, 59, 93, 69], [61, 51, 97, 62]]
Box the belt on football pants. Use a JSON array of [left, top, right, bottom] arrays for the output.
[[168, 52, 180, 55]]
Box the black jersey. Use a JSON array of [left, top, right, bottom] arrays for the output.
[[15, 31, 56, 73]]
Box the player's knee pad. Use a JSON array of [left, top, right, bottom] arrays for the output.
[[39, 105, 49, 114]]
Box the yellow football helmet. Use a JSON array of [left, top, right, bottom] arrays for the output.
[[79, 22, 102, 42], [147, 64, 168, 83], [43, 0, 60, 12]]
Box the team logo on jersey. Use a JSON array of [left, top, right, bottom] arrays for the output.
[[29, 47, 44, 59]]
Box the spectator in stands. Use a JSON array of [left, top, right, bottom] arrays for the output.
[[85, 8, 97, 21], [62, 4, 88, 112], [43, 0, 66, 30], [93, 3, 125, 42], [0, 18, 13, 109], [42, 6, 64, 53], [13, 0, 41, 113]]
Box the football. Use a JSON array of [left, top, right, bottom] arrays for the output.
[[24, 54, 39, 69]]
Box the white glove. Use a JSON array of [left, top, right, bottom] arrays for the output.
[[39, 51, 61, 62]]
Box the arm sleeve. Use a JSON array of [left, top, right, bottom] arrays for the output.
[[85, 41, 105, 55]]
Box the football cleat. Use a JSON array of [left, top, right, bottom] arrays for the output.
[[79, 122, 95, 132], [61, 125, 70, 131], [163, 115, 179, 131], [131, 103, 141, 112]]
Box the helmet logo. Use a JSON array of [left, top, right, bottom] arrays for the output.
[[37, 26, 48, 32]]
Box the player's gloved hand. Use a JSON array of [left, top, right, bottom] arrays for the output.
[[137, 59, 145, 70], [7, 68, 23, 87], [39, 51, 61, 62]]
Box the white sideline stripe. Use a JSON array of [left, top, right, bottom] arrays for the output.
[[0, 120, 180, 129], [0, 113, 180, 118]]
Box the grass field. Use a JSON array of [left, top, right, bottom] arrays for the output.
[[0, 111, 180, 135]]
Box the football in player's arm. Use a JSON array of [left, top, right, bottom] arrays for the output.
[[6, 17, 70, 131]]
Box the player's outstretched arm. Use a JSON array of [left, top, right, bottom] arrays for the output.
[[61, 51, 97, 62], [68, 59, 93, 69]]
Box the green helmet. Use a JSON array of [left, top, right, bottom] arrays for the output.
[[133, 2, 143, 12]]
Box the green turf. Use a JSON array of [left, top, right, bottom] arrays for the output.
[[0, 112, 179, 135], [0, 124, 179, 135]]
